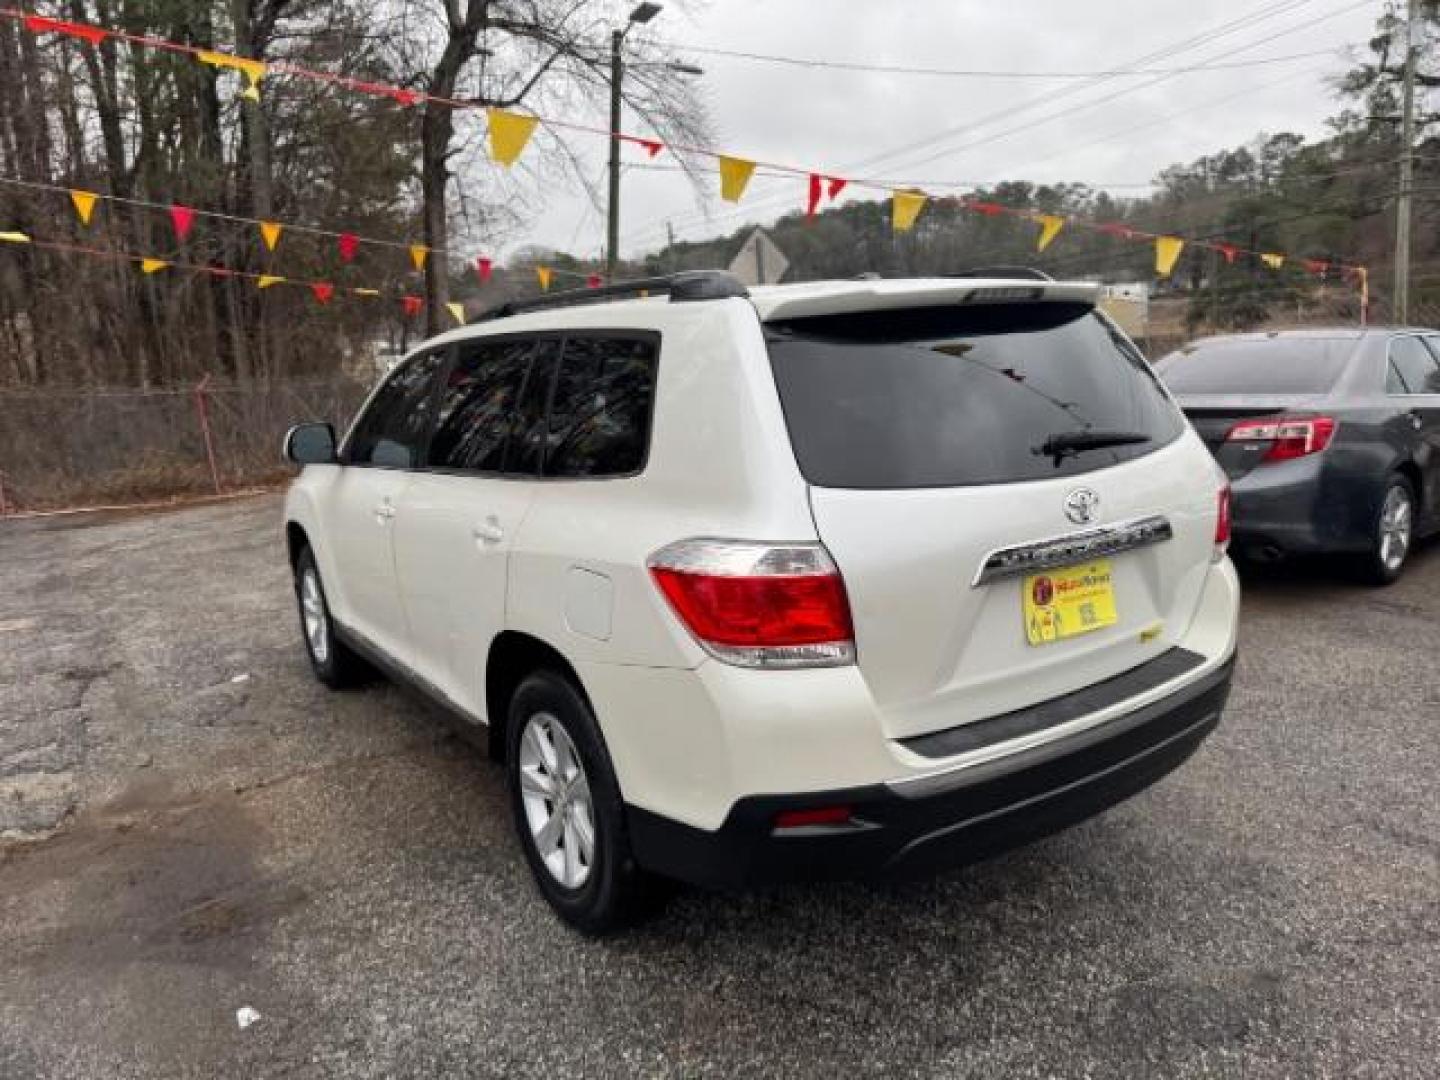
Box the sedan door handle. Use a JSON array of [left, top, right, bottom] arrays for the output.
[[374, 502, 396, 522], [1409, 410, 1424, 430], [472, 519, 505, 544]]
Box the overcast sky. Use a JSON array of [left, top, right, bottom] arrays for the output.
[[507, 0, 1384, 261]]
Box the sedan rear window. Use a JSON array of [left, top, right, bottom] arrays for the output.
[[1157, 338, 1353, 396], [766, 302, 1183, 490]]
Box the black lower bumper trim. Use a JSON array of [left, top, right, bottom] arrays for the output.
[[628, 655, 1234, 889]]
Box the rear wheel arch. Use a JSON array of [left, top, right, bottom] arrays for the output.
[[1396, 460, 1424, 515], [485, 631, 594, 764]]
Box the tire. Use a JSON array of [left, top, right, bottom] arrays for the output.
[[293, 546, 371, 688], [505, 670, 659, 934], [1357, 477, 1416, 587]]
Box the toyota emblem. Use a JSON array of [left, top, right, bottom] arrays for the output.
[[1063, 488, 1100, 525]]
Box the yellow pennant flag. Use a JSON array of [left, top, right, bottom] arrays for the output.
[[257, 274, 285, 289], [892, 190, 927, 233], [446, 302, 466, 326], [488, 109, 540, 167], [198, 50, 267, 101], [1261, 253, 1285, 270], [0, 231, 30, 244], [353, 288, 381, 297], [70, 190, 98, 226], [140, 258, 168, 274], [410, 245, 429, 271], [1036, 214, 1064, 252], [1155, 236, 1185, 276], [259, 220, 283, 251], [718, 156, 756, 203], [536, 265, 553, 291]]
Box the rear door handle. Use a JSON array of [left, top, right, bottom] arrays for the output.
[[374, 502, 396, 522], [472, 519, 505, 544], [1409, 410, 1424, 430]]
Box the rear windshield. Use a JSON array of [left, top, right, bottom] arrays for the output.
[[765, 302, 1184, 489], [1156, 338, 1353, 395]]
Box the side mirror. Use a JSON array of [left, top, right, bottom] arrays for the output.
[[283, 423, 337, 466]]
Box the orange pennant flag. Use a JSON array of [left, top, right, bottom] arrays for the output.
[[140, 258, 168, 274], [1155, 236, 1185, 277], [1036, 214, 1064, 252], [410, 245, 429, 271], [488, 109, 540, 167], [892, 190, 927, 233], [718, 156, 757, 203], [257, 274, 285, 289], [70, 190, 98, 226], [259, 221, 283, 252], [536, 266, 553, 291]]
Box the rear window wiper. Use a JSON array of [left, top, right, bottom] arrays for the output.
[[1036, 429, 1151, 464]]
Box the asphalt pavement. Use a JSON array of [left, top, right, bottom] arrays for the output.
[[1, 494, 1435, 1078]]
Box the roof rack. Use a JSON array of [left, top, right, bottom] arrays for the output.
[[478, 269, 749, 321], [947, 265, 1055, 282]]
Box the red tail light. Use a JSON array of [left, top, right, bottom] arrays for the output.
[[1214, 484, 1231, 560], [1224, 415, 1336, 462], [773, 806, 854, 830], [648, 539, 855, 669]]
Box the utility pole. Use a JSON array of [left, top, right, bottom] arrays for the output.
[[606, 27, 623, 281], [1395, 0, 1419, 324]]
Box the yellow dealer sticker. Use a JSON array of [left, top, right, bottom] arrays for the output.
[[1023, 559, 1118, 645]]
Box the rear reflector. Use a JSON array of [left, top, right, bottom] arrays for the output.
[[773, 806, 853, 830], [648, 539, 855, 669], [1214, 484, 1232, 561], [1225, 414, 1336, 462]]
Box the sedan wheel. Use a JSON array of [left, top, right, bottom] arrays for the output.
[[1377, 484, 1413, 574]]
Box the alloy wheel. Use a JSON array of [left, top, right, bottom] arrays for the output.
[[1378, 485, 1413, 573], [300, 568, 330, 664], [517, 711, 595, 889]]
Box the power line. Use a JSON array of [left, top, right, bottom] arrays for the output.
[[622, 0, 1332, 248], [664, 43, 1344, 80]]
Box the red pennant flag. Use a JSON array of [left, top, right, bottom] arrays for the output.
[[338, 233, 359, 262], [806, 174, 823, 220], [969, 200, 1006, 217], [1098, 222, 1135, 239], [475, 257, 493, 283], [586, 274, 603, 289], [390, 88, 421, 107], [311, 283, 334, 305], [402, 295, 423, 318], [1216, 243, 1239, 264], [23, 15, 108, 47], [169, 205, 196, 242], [1303, 258, 1329, 275], [826, 177, 848, 200], [640, 139, 663, 158]]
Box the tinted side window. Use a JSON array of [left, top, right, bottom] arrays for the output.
[[506, 339, 562, 476], [546, 336, 658, 478], [427, 340, 534, 471], [1389, 336, 1440, 394], [347, 351, 447, 467]]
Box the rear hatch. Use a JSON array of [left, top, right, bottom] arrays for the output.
[[763, 288, 1222, 742]]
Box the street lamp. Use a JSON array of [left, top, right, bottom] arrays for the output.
[[607, 2, 665, 279]]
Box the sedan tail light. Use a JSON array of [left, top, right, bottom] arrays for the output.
[[1224, 414, 1336, 462], [1214, 484, 1231, 561], [648, 539, 855, 669]]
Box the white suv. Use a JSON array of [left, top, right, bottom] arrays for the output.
[[283, 271, 1239, 932]]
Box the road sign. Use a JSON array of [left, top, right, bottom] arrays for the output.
[[729, 228, 791, 285]]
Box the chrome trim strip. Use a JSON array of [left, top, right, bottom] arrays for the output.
[[972, 515, 1173, 586]]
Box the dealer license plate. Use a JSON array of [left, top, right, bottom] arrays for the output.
[[1023, 559, 1117, 645]]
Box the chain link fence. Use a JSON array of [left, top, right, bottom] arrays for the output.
[[0, 375, 372, 513]]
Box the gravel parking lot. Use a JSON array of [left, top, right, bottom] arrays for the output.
[[1, 493, 1436, 1078]]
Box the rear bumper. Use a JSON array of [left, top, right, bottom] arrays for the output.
[[628, 653, 1234, 888], [1230, 456, 1371, 555]]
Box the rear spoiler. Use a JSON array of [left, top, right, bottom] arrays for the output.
[[752, 280, 1100, 323]]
